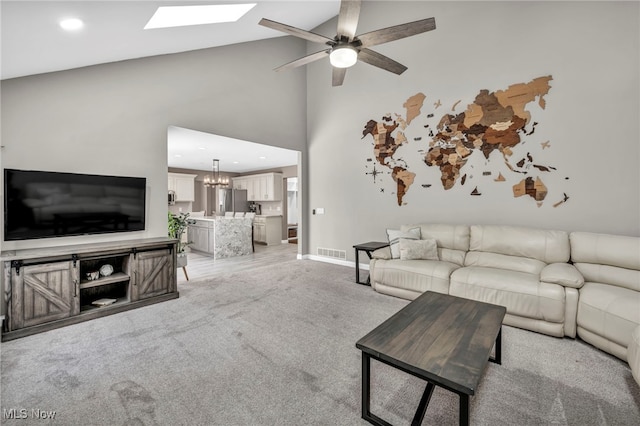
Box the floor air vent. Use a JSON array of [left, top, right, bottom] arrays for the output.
[[317, 247, 347, 260]]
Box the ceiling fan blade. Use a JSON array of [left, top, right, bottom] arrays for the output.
[[332, 67, 347, 87], [357, 17, 436, 48], [357, 48, 407, 75], [336, 0, 362, 41], [259, 18, 334, 45], [274, 50, 330, 72]]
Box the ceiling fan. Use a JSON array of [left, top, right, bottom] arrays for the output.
[[258, 0, 436, 86]]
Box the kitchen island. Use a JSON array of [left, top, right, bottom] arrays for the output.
[[187, 216, 252, 259]]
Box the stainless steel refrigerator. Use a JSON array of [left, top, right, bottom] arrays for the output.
[[218, 188, 249, 214]]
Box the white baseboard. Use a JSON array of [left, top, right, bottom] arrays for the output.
[[300, 254, 369, 271]]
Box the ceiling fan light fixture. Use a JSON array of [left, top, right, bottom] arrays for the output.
[[329, 46, 358, 68]]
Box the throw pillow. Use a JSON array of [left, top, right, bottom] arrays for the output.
[[386, 227, 421, 259], [399, 238, 439, 261]]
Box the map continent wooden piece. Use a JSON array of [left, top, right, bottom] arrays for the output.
[[513, 176, 548, 202], [361, 75, 566, 208], [403, 93, 426, 125]]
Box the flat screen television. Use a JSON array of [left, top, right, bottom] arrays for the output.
[[4, 169, 146, 241]]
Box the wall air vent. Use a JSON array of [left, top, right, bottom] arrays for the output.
[[317, 247, 346, 260]]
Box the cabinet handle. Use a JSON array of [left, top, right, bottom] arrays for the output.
[[73, 279, 78, 297]]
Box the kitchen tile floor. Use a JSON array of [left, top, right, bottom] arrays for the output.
[[177, 242, 298, 283]]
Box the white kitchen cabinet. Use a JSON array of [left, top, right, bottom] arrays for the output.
[[247, 178, 259, 201], [255, 175, 269, 200], [253, 216, 282, 246], [168, 173, 197, 202], [253, 221, 266, 243], [233, 173, 282, 201], [187, 223, 210, 253], [232, 177, 248, 191]]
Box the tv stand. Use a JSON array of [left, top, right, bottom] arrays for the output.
[[1, 237, 178, 341]]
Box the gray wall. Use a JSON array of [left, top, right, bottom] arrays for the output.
[[0, 36, 308, 252], [306, 1, 639, 261], [1, 0, 638, 270]]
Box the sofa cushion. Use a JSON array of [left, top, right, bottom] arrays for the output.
[[540, 263, 584, 288], [570, 232, 640, 271], [370, 259, 458, 295], [438, 248, 466, 267], [450, 266, 565, 323], [571, 232, 640, 293], [399, 239, 438, 261], [573, 263, 640, 292], [469, 225, 570, 264], [371, 246, 392, 260], [401, 223, 470, 251], [387, 227, 421, 259], [464, 251, 546, 274], [577, 282, 640, 349]]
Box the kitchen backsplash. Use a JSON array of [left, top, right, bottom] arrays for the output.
[[169, 202, 192, 215], [260, 201, 282, 216]]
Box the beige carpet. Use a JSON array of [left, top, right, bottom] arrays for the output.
[[1, 259, 639, 425]]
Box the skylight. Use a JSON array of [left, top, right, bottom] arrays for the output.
[[144, 4, 256, 29]]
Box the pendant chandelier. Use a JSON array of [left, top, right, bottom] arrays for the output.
[[203, 159, 228, 187]]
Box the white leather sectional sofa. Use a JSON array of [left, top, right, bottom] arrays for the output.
[[369, 224, 640, 379], [570, 232, 640, 360]]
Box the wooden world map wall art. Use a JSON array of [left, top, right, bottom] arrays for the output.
[[361, 75, 570, 208]]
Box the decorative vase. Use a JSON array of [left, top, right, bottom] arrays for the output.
[[99, 264, 114, 277], [176, 253, 188, 268]]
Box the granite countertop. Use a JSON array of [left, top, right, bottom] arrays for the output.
[[199, 216, 218, 221], [190, 215, 282, 221], [190, 216, 250, 222]]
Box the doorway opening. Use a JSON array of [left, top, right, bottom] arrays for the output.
[[167, 125, 303, 259], [286, 177, 298, 244]]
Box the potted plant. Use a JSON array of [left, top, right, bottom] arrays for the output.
[[168, 212, 191, 268]]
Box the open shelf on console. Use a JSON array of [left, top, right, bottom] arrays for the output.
[[80, 297, 129, 312], [79, 272, 129, 289], [80, 279, 130, 312], [79, 253, 131, 311]]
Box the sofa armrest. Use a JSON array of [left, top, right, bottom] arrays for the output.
[[540, 263, 584, 289], [371, 247, 392, 260]]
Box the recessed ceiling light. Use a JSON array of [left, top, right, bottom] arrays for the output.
[[144, 4, 256, 29], [198, 147, 206, 150], [174, 154, 182, 158], [60, 18, 84, 31], [259, 156, 267, 160], [233, 161, 239, 164]]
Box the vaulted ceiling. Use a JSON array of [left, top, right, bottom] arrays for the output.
[[1, 1, 340, 80], [2, 1, 340, 172]]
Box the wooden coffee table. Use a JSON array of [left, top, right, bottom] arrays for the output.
[[356, 291, 506, 426]]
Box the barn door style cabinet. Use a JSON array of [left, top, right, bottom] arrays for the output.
[[1, 237, 178, 341]]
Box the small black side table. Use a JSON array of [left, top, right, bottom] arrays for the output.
[[353, 241, 389, 285]]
